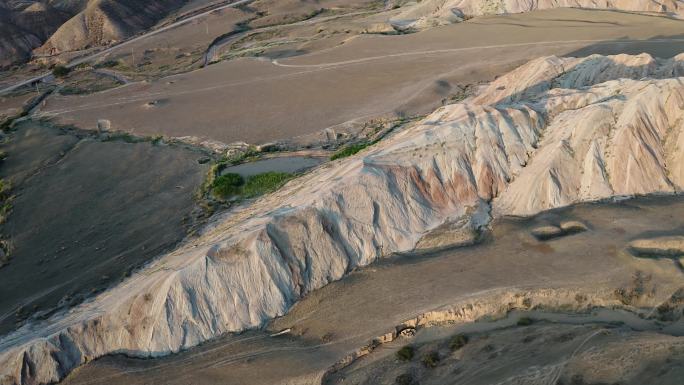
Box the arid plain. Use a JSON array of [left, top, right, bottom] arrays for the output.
[[1, 1, 684, 385]]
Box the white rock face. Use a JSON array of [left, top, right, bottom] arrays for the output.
[[391, 0, 684, 29], [2, 52, 684, 384]]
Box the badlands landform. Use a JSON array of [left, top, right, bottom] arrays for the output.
[[1, 1, 684, 385]]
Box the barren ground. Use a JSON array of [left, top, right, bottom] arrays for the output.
[[37, 9, 684, 146], [61, 194, 684, 384], [0, 121, 209, 334]]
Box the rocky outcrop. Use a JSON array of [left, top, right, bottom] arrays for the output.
[[391, 0, 684, 30], [3, 52, 684, 384]]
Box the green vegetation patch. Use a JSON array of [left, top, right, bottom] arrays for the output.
[[396, 345, 414, 361], [330, 141, 372, 160], [210, 171, 293, 200], [517, 316, 534, 326], [241, 171, 293, 198]]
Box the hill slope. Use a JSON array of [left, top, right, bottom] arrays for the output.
[[1, 52, 684, 385], [0, 0, 187, 68], [392, 0, 684, 29], [0, 2, 71, 67], [36, 0, 187, 55]]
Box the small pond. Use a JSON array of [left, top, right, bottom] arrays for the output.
[[222, 156, 324, 177]]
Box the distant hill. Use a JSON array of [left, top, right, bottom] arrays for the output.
[[0, 1, 71, 67], [0, 0, 187, 68], [392, 0, 684, 30], [36, 0, 187, 56]]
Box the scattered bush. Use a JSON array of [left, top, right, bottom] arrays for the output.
[[421, 351, 440, 368], [395, 373, 416, 385], [227, 146, 260, 165], [52, 65, 71, 78], [449, 334, 469, 351], [330, 142, 372, 160], [211, 173, 244, 199], [241, 171, 292, 198], [517, 317, 534, 326], [0, 179, 11, 198], [396, 345, 414, 361]]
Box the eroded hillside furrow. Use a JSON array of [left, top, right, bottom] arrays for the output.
[[391, 0, 684, 30], [3, 53, 684, 385]]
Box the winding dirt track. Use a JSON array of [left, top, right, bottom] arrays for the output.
[[271, 37, 684, 68]]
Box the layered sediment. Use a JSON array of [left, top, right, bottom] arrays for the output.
[[392, 0, 684, 29]]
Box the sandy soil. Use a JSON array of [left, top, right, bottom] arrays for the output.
[[36, 8, 684, 147], [0, 121, 209, 335], [60, 194, 684, 385]]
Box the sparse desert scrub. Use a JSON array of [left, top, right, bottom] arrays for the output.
[[95, 59, 122, 69], [330, 141, 372, 160], [395, 373, 416, 385], [449, 334, 469, 351], [52, 65, 71, 78], [396, 345, 414, 361], [421, 351, 440, 368], [227, 146, 261, 165]]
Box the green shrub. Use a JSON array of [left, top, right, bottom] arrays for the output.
[[421, 351, 440, 368], [241, 172, 292, 197], [211, 173, 244, 199], [517, 317, 534, 326], [396, 345, 414, 361], [449, 334, 469, 351], [330, 142, 372, 160], [97, 59, 121, 68], [52, 65, 71, 77]]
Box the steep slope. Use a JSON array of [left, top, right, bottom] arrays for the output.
[[0, 0, 188, 67], [2, 53, 684, 384], [0, 2, 71, 67], [36, 0, 187, 55], [392, 0, 684, 29]]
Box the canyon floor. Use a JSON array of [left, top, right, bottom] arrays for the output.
[[1, 2, 684, 385]]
